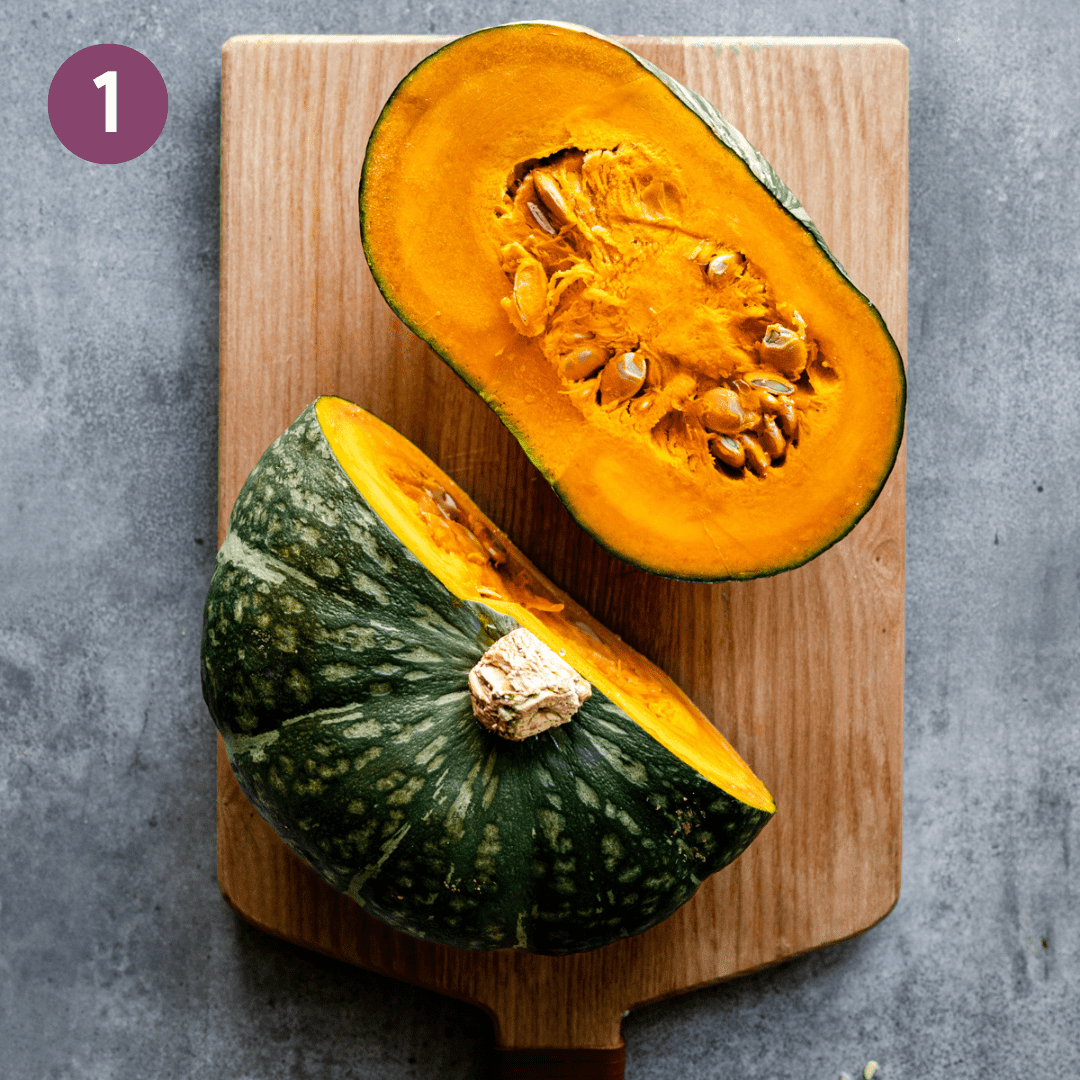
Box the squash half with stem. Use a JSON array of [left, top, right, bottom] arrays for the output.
[[359, 22, 905, 580], [201, 397, 774, 954]]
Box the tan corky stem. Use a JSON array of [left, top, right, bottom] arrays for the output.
[[469, 627, 591, 740]]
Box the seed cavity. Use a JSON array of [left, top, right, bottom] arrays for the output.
[[412, 482, 511, 573], [498, 144, 827, 479]]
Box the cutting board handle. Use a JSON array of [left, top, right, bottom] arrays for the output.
[[495, 1044, 625, 1079]]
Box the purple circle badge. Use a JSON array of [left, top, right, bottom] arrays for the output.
[[49, 44, 168, 164]]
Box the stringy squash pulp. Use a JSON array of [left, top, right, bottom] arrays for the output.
[[360, 23, 905, 580]]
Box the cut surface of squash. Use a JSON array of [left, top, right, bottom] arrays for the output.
[[317, 395, 773, 813], [360, 23, 905, 580]]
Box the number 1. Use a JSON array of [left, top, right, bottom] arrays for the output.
[[94, 70, 117, 132]]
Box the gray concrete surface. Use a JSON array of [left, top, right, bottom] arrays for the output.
[[2, 1, 1078, 1077]]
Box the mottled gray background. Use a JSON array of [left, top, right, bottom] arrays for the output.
[[2, 0, 1077, 1077]]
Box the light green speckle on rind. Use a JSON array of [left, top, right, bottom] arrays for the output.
[[201, 403, 771, 953]]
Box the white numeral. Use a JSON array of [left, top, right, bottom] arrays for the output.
[[93, 70, 117, 132]]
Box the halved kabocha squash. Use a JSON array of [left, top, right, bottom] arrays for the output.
[[201, 397, 774, 954], [360, 23, 905, 580]]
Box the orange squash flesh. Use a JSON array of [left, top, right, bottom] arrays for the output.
[[360, 23, 905, 580], [317, 395, 774, 813]]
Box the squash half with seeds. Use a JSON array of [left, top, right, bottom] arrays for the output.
[[360, 22, 905, 580], [202, 397, 774, 954]]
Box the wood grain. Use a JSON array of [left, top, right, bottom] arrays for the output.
[[217, 33, 907, 1054]]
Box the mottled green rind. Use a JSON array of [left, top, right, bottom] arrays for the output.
[[202, 404, 772, 954], [358, 23, 906, 582]]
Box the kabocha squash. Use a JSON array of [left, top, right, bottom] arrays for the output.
[[202, 397, 774, 954], [360, 23, 905, 580]]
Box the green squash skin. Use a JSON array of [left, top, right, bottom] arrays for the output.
[[358, 23, 906, 582], [202, 404, 772, 954]]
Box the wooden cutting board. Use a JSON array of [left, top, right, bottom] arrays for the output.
[[217, 33, 907, 1077]]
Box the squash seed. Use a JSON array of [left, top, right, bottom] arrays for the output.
[[760, 415, 785, 458], [706, 253, 736, 280], [561, 344, 609, 381], [599, 352, 647, 405], [513, 257, 548, 333], [455, 522, 495, 566], [527, 201, 557, 235], [749, 375, 794, 395], [759, 323, 808, 377], [763, 325, 797, 349], [709, 433, 745, 469], [774, 395, 798, 439], [739, 433, 770, 476], [428, 486, 463, 522], [532, 171, 570, 227], [699, 387, 745, 435]]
